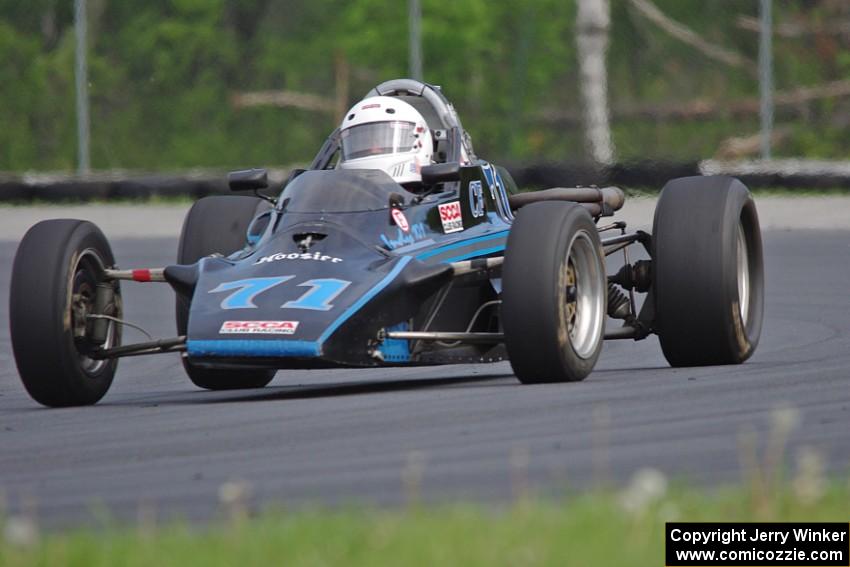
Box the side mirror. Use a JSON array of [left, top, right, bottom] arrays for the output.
[[228, 168, 268, 192], [421, 162, 460, 185]]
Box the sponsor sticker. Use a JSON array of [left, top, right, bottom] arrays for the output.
[[391, 208, 410, 232], [255, 252, 342, 265], [469, 180, 485, 218], [381, 222, 428, 250], [438, 201, 464, 234], [219, 320, 299, 335], [481, 163, 498, 199]]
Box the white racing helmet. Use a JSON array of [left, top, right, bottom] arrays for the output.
[[338, 96, 433, 185]]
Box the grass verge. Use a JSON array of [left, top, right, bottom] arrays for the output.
[[2, 481, 847, 567]]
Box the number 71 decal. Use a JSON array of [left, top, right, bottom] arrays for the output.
[[208, 277, 351, 311]]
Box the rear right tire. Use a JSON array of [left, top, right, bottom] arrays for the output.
[[176, 196, 277, 390]]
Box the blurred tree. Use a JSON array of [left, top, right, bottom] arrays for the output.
[[0, 0, 849, 171]]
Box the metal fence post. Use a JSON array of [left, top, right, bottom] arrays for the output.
[[759, 0, 773, 160], [74, 0, 91, 174], [409, 0, 423, 82]]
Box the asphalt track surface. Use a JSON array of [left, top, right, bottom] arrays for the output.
[[1, 214, 849, 527]]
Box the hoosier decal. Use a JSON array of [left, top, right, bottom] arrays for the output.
[[438, 201, 463, 234], [255, 251, 343, 264]]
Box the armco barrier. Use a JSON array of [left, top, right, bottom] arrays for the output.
[[1, 160, 849, 202], [0, 169, 292, 202]]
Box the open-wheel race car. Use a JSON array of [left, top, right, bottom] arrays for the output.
[[9, 79, 765, 407]]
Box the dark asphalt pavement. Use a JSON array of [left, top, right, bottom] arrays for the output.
[[1, 230, 848, 527]]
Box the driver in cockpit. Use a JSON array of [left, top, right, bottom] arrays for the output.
[[336, 96, 435, 190]]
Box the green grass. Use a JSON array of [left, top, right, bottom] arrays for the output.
[[2, 482, 847, 567]]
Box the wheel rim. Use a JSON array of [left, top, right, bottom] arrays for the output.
[[563, 230, 605, 359], [70, 249, 117, 376], [736, 221, 751, 324]]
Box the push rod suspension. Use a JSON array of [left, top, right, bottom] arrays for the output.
[[450, 256, 503, 276], [389, 327, 648, 344], [386, 331, 504, 344], [600, 233, 642, 247], [89, 336, 186, 359]]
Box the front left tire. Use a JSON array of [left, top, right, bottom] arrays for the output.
[[176, 195, 277, 390]]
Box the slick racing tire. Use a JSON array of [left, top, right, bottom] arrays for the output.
[[176, 195, 276, 390], [652, 176, 764, 366], [10, 220, 122, 407], [502, 202, 607, 383]]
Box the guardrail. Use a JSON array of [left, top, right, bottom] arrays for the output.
[[1, 160, 849, 202], [0, 169, 293, 202], [510, 159, 850, 190]]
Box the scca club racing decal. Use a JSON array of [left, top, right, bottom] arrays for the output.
[[391, 208, 410, 232], [255, 251, 343, 265], [438, 201, 464, 233], [381, 222, 427, 249], [220, 320, 299, 335], [469, 181, 485, 218]]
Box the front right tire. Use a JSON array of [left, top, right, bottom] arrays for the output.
[[502, 202, 607, 383]]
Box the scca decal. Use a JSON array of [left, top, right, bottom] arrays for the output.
[[438, 201, 463, 233], [220, 320, 299, 335]]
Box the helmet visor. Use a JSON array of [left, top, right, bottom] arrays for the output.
[[341, 121, 417, 161]]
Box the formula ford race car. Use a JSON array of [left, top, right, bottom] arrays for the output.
[[9, 79, 764, 407]]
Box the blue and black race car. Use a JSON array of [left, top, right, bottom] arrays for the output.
[[9, 79, 765, 407]]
